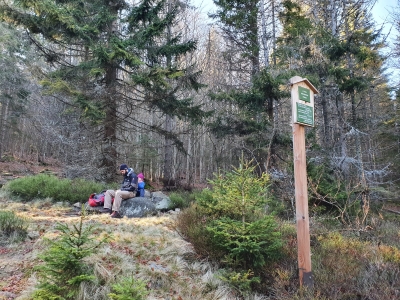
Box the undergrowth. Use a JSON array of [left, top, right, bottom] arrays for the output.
[[0, 162, 399, 299], [4, 174, 108, 203], [0, 210, 28, 244], [108, 275, 149, 300], [168, 190, 199, 209], [32, 207, 109, 300], [176, 159, 284, 296]]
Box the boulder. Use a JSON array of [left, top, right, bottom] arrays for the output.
[[78, 190, 171, 218], [151, 191, 171, 210], [120, 197, 157, 218]]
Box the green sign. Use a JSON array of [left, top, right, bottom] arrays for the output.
[[298, 86, 310, 102], [296, 103, 314, 126]]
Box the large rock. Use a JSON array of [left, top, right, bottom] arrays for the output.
[[151, 191, 171, 210], [78, 190, 171, 218], [120, 197, 157, 218]]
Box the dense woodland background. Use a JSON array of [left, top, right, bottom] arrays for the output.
[[0, 0, 399, 207]]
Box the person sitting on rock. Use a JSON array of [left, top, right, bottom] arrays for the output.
[[136, 173, 145, 197], [101, 164, 138, 218]]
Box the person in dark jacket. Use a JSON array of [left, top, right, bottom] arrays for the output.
[[101, 164, 138, 218]]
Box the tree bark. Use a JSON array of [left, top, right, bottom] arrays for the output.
[[0, 96, 10, 160], [101, 5, 119, 181]]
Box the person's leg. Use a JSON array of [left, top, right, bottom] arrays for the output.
[[103, 190, 116, 210], [111, 190, 134, 212]]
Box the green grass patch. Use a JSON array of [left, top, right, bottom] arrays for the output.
[[4, 174, 108, 203], [168, 190, 199, 209], [0, 210, 29, 243]]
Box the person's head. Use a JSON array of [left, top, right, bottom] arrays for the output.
[[138, 173, 144, 181], [119, 164, 128, 175]]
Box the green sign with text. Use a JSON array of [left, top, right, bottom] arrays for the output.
[[296, 103, 314, 126], [298, 86, 310, 102]]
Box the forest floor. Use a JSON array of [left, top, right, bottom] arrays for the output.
[[0, 159, 227, 300], [0, 198, 189, 300], [0, 159, 81, 299], [0, 159, 61, 186], [0, 202, 68, 299], [1, 159, 400, 300]]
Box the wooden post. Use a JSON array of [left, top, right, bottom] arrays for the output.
[[290, 76, 318, 288], [293, 123, 313, 287]]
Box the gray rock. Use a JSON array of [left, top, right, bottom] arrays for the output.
[[83, 202, 104, 213], [79, 190, 170, 217], [168, 208, 180, 215], [28, 231, 40, 240], [151, 191, 171, 210], [119, 197, 157, 218]]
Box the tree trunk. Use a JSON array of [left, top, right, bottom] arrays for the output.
[[101, 7, 119, 181], [260, 0, 269, 67], [271, 0, 277, 66], [162, 0, 176, 188], [163, 114, 174, 186], [0, 96, 10, 160]]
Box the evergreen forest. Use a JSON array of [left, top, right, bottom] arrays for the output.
[[1, 0, 400, 298], [0, 0, 399, 192]]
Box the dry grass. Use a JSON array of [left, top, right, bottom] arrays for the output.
[[0, 194, 243, 300], [1, 190, 400, 300]]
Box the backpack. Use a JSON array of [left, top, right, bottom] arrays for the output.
[[88, 191, 108, 207]]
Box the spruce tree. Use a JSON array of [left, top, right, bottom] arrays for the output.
[[275, 0, 388, 222], [0, 0, 207, 181], [210, 0, 260, 76], [33, 209, 107, 299], [208, 0, 285, 171]]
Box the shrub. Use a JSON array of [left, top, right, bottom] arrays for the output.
[[5, 174, 107, 203], [206, 216, 283, 270], [174, 204, 218, 258], [379, 245, 400, 264], [108, 276, 149, 300], [33, 209, 108, 299], [177, 159, 283, 281], [217, 269, 260, 294], [197, 160, 271, 222], [307, 160, 373, 227], [169, 191, 196, 209], [169, 193, 185, 209], [312, 232, 371, 296], [0, 210, 28, 242]]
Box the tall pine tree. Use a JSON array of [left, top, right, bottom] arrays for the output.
[[209, 0, 285, 172], [0, 0, 207, 181]]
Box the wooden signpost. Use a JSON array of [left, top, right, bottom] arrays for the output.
[[290, 76, 318, 288]]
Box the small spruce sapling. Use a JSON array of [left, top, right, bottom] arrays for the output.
[[198, 159, 283, 270], [108, 274, 149, 300], [33, 206, 109, 299], [198, 159, 270, 223]]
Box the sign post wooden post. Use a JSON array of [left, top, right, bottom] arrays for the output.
[[290, 76, 318, 288]]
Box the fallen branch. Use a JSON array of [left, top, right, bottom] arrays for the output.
[[382, 208, 400, 215]]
